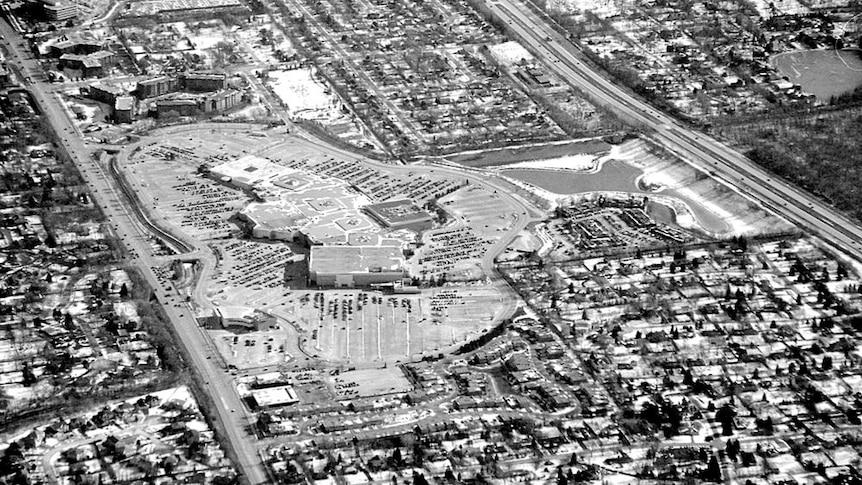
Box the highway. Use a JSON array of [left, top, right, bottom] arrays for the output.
[[487, 0, 862, 262]]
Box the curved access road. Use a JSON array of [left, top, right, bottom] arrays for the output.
[[487, 0, 862, 261]]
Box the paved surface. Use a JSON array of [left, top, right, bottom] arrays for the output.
[[487, 0, 862, 261]]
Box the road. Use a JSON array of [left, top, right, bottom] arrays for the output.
[[487, 0, 862, 262], [0, 18, 269, 485]]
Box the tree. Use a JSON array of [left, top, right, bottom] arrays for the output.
[[756, 416, 774, 435], [444, 468, 456, 482], [412, 472, 429, 485], [682, 368, 694, 386], [21, 364, 37, 386], [726, 439, 740, 462], [120, 283, 129, 299], [716, 404, 736, 436], [705, 454, 722, 481]]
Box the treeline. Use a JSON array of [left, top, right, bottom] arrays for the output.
[[125, 268, 188, 375], [454, 319, 510, 355], [730, 109, 862, 221]]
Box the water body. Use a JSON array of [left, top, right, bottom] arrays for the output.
[[505, 159, 643, 194], [771, 49, 862, 100], [505, 161, 730, 234]]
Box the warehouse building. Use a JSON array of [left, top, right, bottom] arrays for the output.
[[309, 246, 405, 288], [250, 386, 299, 409]]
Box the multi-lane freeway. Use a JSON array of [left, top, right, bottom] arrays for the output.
[[487, 0, 862, 262]]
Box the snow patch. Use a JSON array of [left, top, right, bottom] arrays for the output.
[[501, 153, 599, 171]]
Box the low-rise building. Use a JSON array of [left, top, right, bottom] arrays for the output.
[[136, 76, 181, 99], [309, 245, 405, 288], [183, 72, 227, 92], [114, 96, 135, 123], [59, 51, 115, 77], [88, 83, 124, 104], [41, 0, 78, 21], [155, 98, 198, 117], [250, 386, 299, 409], [363, 199, 434, 232]]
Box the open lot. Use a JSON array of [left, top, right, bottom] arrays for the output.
[[126, 157, 248, 241], [413, 184, 521, 279], [207, 287, 505, 364], [328, 367, 413, 398], [211, 330, 296, 369]]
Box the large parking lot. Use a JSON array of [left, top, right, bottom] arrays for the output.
[[327, 367, 413, 398], [205, 286, 505, 364], [120, 126, 521, 366], [412, 184, 523, 278], [211, 330, 295, 369]]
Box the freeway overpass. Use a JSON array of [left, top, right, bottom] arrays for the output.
[[487, 0, 862, 262]]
